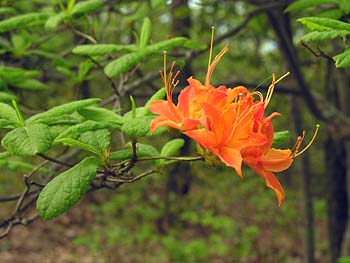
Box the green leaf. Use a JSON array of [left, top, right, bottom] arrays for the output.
[[78, 106, 123, 127], [36, 157, 101, 221], [0, 151, 11, 159], [334, 49, 350, 68], [72, 44, 137, 56], [55, 137, 104, 158], [0, 159, 51, 173], [285, 0, 340, 12], [337, 256, 350, 263], [145, 37, 191, 53], [141, 88, 166, 116], [11, 78, 48, 90], [301, 30, 349, 42], [158, 138, 184, 167], [109, 143, 160, 161], [71, 0, 103, 17], [298, 17, 350, 32], [45, 12, 69, 30], [0, 66, 40, 81], [340, 0, 350, 13], [315, 8, 343, 19], [121, 116, 153, 137], [77, 61, 93, 81], [2, 124, 53, 156], [0, 102, 20, 128], [272, 131, 290, 148], [160, 138, 184, 157], [0, 92, 17, 102], [104, 52, 145, 78], [0, 7, 17, 15], [0, 12, 51, 33], [12, 99, 24, 127], [26, 98, 100, 124], [54, 120, 112, 142], [79, 129, 110, 153], [139, 17, 152, 49]]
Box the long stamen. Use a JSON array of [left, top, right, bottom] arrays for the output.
[[205, 45, 229, 87], [293, 125, 320, 157], [264, 73, 275, 108], [251, 91, 264, 102], [207, 26, 215, 75], [275, 72, 290, 85], [163, 51, 167, 88], [264, 72, 290, 109]]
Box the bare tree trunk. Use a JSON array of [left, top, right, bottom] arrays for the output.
[[291, 96, 315, 263], [264, 6, 316, 262]]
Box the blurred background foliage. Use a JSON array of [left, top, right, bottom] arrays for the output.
[[0, 0, 349, 262]]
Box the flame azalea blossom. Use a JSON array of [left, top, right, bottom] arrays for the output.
[[149, 43, 319, 206]]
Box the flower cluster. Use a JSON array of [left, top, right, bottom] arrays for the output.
[[149, 46, 318, 206]]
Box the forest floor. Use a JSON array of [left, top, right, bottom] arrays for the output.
[[0, 168, 330, 263]]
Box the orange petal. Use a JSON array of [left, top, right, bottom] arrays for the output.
[[216, 147, 243, 178], [184, 129, 217, 148], [246, 163, 285, 206], [150, 116, 182, 133], [264, 171, 285, 207], [261, 149, 293, 172], [149, 100, 181, 122]]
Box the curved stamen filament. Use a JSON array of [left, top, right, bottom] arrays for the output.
[[292, 124, 320, 158], [205, 45, 229, 87], [251, 91, 264, 102], [207, 26, 215, 76], [264, 72, 290, 109]]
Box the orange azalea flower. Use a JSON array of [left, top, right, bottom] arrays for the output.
[[149, 29, 319, 206], [150, 47, 233, 133], [241, 76, 319, 206]]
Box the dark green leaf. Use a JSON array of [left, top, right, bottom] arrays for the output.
[[315, 8, 343, 19], [54, 120, 112, 142], [55, 137, 104, 158], [334, 49, 350, 68], [158, 138, 184, 167], [11, 78, 48, 90], [340, 0, 350, 13], [104, 52, 145, 78], [298, 17, 350, 32], [0, 159, 52, 173], [45, 12, 69, 30], [160, 138, 184, 157], [78, 106, 123, 127], [0, 66, 39, 81], [0, 12, 51, 33], [26, 98, 100, 124], [72, 44, 137, 56], [285, 0, 340, 12], [121, 116, 153, 137], [79, 129, 110, 152], [0, 102, 20, 128], [145, 37, 190, 53], [301, 30, 349, 42], [71, 0, 103, 17], [1, 124, 53, 156], [0, 151, 11, 159], [0, 7, 17, 15], [36, 157, 101, 221], [139, 17, 152, 49], [0, 92, 17, 102], [272, 131, 290, 148]]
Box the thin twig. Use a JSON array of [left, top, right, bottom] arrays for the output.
[[106, 169, 157, 183]]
